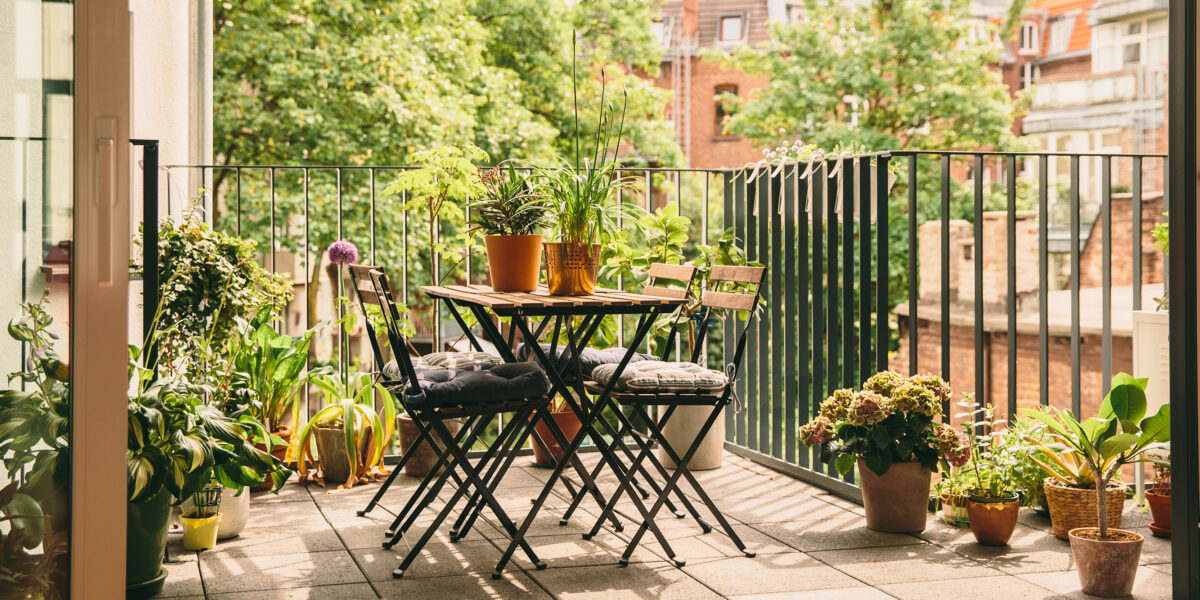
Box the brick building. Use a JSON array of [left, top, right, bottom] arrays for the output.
[[651, 0, 782, 169]]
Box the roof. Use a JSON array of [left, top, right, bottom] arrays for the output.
[[1027, 0, 1094, 58]]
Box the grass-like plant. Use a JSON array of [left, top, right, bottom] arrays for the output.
[[292, 372, 398, 489], [1021, 373, 1170, 538]]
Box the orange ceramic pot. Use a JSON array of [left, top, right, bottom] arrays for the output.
[[967, 493, 1020, 545], [484, 234, 543, 292]]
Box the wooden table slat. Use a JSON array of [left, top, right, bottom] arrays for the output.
[[421, 284, 686, 310]]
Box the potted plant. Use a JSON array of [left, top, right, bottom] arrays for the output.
[[799, 371, 967, 533], [471, 163, 549, 292], [292, 372, 398, 489], [531, 397, 584, 467], [958, 401, 1022, 546], [179, 480, 223, 551], [1002, 410, 1054, 514], [0, 482, 67, 600], [933, 465, 974, 527], [1145, 455, 1170, 537], [540, 48, 633, 296], [1021, 373, 1169, 597]]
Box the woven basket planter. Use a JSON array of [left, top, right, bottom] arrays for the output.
[[1044, 477, 1124, 540]]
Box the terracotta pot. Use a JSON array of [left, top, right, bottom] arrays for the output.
[[314, 425, 373, 484], [967, 493, 1021, 545], [531, 409, 583, 467], [397, 413, 463, 478], [857, 459, 931, 533], [251, 427, 292, 492], [544, 242, 600, 296], [484, 234, 543, 292], [940, 493, 970, 527], [1146, 487, 1171, 538], [1069, 527, 1144, 597]]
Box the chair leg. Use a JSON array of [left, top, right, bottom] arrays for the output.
[[383, 414, 493, 549], [449, 405, 537, 541], [620, 400, 753, 563], [394, 413, 546, 579], [605, 404, 709, 529], [382, 414, 481, 541], [360, 413, 440, 517]]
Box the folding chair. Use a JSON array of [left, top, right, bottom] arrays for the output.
[[361, 269, 555, 579], [583, 265, 766, 566], [554, 263, 711, 527]]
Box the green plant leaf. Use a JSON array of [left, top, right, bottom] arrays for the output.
[[1138, 404, 1170, 445], [1097, 433, 1139, 459], [1100, 374, 1148, 433], [834, 452, 856, 476], [863, 449, 891, 477]]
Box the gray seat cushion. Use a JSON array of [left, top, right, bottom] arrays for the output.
[[590, 361, 728, 393], [519, 344, 659, 376], [408, 362, 551, 407], [382, 351, 503, 381]]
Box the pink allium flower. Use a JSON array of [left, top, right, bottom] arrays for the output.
[[328, 239, 359, 265]]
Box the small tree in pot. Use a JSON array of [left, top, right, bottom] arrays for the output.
[[1021, 373, 1169, 597], [799, 371, 969, 533]]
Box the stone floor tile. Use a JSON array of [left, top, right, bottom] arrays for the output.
[[682, 552, 860, 596], [712, 493, 853, 523], [246, 499, 325, 527], [811, 543, 1002, 585], [518, 532, 623, 568], [1145, 562, 1171, 575], [250, 484, 314, 504], [881, 574, 1067, 600], [729, 588, 894, 600], [159, 559, 204, 598], [207, 583, 380, 600], [199, 550, 367, 594], [530, 562, 722, 600], [351, 540, 524, 580], [208, 525, 345, 557], [1017, 509, 1055, 533], [1136, 530, 1172, 565], [932, 524, 1078, 575], [375, 572, 551, 600], [751, 513, 920, 552], [1017, 567, 1171, 599]]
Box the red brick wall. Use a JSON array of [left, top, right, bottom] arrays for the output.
[[890, 315, 1131, 425], [1077, 193, 1165, 289], [655, 58, 768, 170]]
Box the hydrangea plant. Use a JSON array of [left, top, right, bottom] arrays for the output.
[[799, 371, 968, 477]]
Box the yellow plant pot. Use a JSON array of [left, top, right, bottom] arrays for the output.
[[181, 513, 222, 551]]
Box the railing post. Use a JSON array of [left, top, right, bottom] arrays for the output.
[[131, 139, 159, 371]]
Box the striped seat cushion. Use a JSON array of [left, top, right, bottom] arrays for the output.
[[590, 361, 728, 393], [382, 351, 503, 381]]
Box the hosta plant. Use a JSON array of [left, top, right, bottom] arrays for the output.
[[799, 371, 969, 476], [291, 372, 399, 489], [0, 483, 66, 600], [1021, 373, 1170, 538]]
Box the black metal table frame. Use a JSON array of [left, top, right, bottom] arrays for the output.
[[430, 293, 703, 578]]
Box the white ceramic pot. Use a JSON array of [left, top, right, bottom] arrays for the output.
[[658, 405, 725, 471]]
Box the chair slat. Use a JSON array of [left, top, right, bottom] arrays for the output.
[[643, 285, 688, 299], [701, 290, 758, 311], [647, 263, 696, 282], [709, 265, 766, 284]]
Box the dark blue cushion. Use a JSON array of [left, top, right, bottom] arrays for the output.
[[407, 362, 551, 408]]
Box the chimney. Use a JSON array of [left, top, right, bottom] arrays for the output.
[[956, 211, 1039, 311], [918, 219, 971, 304]]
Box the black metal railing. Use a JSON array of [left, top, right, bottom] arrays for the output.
[[160, 149, 1167, 498]]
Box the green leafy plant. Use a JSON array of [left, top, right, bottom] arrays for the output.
[[1021, 373, 1170, 538], [0, 482, 66, 600], [1152, 215, 1168, 310], [953, 399, 1019, 499], [542, 43, 635, 246], [225, 311, 332, 435], [799, 371, 968, 476], [136, 206, 293, 371], [292, 372, 399, 489], [470, 163, 549, 236]]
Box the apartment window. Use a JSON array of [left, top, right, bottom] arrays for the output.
[[715, 85, 738, 134], [786, 3, 806, 24], [718, 14, 745, 43], [1020, 63, 1039, 90], [1047, 17, 1071, 54], [1019, 21, 1039, 54], [1092, 16, 1168, 73]]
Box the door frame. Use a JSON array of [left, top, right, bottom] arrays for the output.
[[71, 0, 131, 597]]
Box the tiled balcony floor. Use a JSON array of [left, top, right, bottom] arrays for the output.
[[158, 451, 1171, 599]]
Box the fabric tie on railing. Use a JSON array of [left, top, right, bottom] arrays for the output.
[[725, 363, 742, 412]]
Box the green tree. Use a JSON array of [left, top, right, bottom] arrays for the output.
[[213, 0, 680, 332], [705, 0, 1031, 311]]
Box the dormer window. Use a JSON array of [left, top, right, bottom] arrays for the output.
[[718, 14, 746, 44], [1020, 21, 1039, 55]]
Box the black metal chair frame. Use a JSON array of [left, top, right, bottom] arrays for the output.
[[584, 266, 767, 567], [356, 268, 555, 579], [429, 285, 703, 578]]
